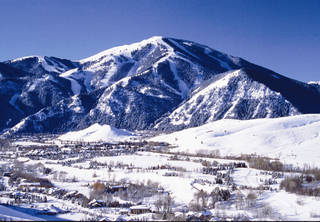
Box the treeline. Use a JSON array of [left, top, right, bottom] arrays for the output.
[[280, 175, 320, 197]]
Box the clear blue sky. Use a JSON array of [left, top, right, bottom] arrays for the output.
[[1, 0, 319, 82]]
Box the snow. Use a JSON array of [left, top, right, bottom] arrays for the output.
[[11, 56, 66, 74], [167, 38, 200, 60], [209, 70, 240, 89], [8, 119, 27, 135], [158, 69, 299, 127], [68, 78, 81, 95], [261, 191, 320, 220], [40, 151, 223, 205], [308, 81, 320, 85], [151, 114, 320, 167], [79, 36, 165, 63], [10, 55, 40, 63], [13, 141, 49, 146], [59, 69, 82, 95], [71, 36, 171, 93], [77, 152, 231, 204], [168, 59, 189, 98], [9, 93, 23, 114], [68, 95, 84, 113], [272, 74, 280, 79], [40, 57, 61, 73], [94, 152, 200, 171], [204, 47, 212, 54], [58, 123, 136, 142], [27, 79, 41, 92], [44, 74, 57, 83], [0, 205, 43, 221], [138, 87, 170, 99], [205, 52, 232, 70], [56, 36, 239, 100], [68, 36, 207, 95], [130, 205, 150, 210]]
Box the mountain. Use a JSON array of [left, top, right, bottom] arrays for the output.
[[2, 36, 320, 135]]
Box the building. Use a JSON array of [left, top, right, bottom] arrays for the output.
[[129, 205, 151, 214]]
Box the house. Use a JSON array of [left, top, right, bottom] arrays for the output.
[[186, 210, 212, 221], [39, 178, 53, 188], [62, 191, 78, 200], [198, 210, 212, 220], [106, 184, 128, 193], [119, 209, 129, 215], [39, 205, 69, 215], [18, 182, 41, 190], [3, 172, 11, 177], [163, 171, 179, 177], [129, 205, 151, 214], [88, 199, 105, 208]]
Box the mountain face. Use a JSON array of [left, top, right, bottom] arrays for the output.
[[0, 56, 78, 132], [1, 36, 320, 135], [154, 69, 300, 131]]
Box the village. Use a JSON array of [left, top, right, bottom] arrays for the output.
[[0, 135, 320, 221]]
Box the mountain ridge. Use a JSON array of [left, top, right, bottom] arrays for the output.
[[1, 36, 320, 135]]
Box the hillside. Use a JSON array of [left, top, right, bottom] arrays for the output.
[[151, 114, 320, 167]]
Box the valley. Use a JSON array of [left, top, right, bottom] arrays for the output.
[[1, 118, 320, 221]]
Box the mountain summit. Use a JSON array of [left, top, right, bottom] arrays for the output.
[[1, 36, 320, 134]]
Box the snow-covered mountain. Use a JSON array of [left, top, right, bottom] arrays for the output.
[[2, 36, 320, 134]]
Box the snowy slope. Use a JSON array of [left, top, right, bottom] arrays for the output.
[[0, 56, 79, 132], [59, 36, 240, 94], [155, 69, 299, 130], [4, 94, 95, 135], [58, 123, 135, 142], [151, 114, 320, 167], [0, 205, 42, 221], [5, 56, 79, 76]]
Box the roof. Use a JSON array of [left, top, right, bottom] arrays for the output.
[[129, 205, 150, 210]]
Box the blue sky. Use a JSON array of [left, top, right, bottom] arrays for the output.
[[1, 0, 319, 82]]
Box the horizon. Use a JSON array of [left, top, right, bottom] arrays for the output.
[[1, 0, 319, 83]]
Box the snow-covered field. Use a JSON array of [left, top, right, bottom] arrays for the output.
[[151, 114, 320, 167], [2, 149, 320, 221]]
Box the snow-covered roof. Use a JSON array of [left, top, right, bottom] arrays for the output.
[[129, 205, 150, 210]]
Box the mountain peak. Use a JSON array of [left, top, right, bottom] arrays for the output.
[[5, 55, 78, 76], [80, 36, 168, 63], [9, 55, 43, 63], [308, 81, 320, 85]]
